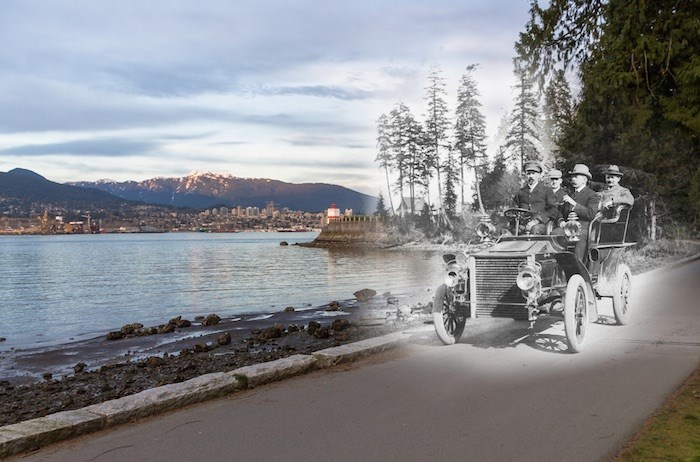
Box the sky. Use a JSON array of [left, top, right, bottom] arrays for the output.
[[0, 0, 532, 196]]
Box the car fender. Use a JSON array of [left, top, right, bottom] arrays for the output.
[[595, 247, 625, 297], [553, 252, 598, 320], [553, 252, 592, 284]]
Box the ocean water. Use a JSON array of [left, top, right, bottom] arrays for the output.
[[0, 232, 442, 350]]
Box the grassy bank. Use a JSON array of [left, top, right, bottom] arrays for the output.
[[613, 366, 699, 461], [624, 239, 700, 274], [617, 238, 699, 460]]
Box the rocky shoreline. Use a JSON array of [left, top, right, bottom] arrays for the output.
[[0, 293, 432, 427]]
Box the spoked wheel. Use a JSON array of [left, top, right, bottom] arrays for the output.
[[433, 283, 466, 345], [612, 263, 632, 325], [564, 275, 589, 353]]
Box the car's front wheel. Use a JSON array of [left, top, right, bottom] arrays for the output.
[[433, 283, 466, 345], [564, 274, 589, 353], [612, 263, 632, 325]]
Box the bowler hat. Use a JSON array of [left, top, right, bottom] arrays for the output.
[[568, 164, 592, 179], [604, 165, 624, 177], [548, 169, 562, 179], [523, 161, 542, 173]]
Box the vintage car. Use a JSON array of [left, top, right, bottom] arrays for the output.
[[433, 205, 634, 352]]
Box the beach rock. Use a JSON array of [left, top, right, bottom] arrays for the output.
[[284, 306, 295, 312], [177, 318, 192, 328], [120, 323, 143, 335], [43, 372, 52, 381], [258, 324, 285, 341], [202, 314, 221, 326], [193, 343, 209, 353], [354, 288, 377, 302], [307, 321, 321, 335], [326, 301, 341, 311], [280, 241, 289, 246], [398, 305, 412, 316], [106, 331, 124, 341], [218, 332, 232, 346], [144, 326, 158, 336], [287, 324, 300, 333], [313, 326, 330, 339], [0, 337, 6, 342], [331, 319, 350, 331], [146, 356, 164, 367], [194, 315, 205, 321], [157, 324, 175, 334], [168, 316, 182, 326], [73, 362, 87, 373]]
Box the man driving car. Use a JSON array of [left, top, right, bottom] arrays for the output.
[[512, 161, 557, 235]]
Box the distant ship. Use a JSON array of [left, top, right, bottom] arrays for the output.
[[276, 227, 313, 232]]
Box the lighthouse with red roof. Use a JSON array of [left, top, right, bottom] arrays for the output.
[[326, 203, 341, 225]]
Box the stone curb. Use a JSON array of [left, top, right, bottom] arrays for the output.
[[312, 332, 409, 368], [0, 333, 409, 458]]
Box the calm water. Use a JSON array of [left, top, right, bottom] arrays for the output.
[[0, 232, 441, 350]]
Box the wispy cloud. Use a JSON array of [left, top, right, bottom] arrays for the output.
[[0, 0, 531, 193], [0, 138, 159, 157]]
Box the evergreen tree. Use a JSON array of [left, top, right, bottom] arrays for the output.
[[517, 0, 700, 227], [442, 149, 459, 219], [480, 148, 508, 210], [375, 113, 395, 214], [423, 64, 451, 207], [505, 61, 541, 173], [454, 64, 488, 214], [542, 69, 573, 162], [388, 102, 424, 215], [375, 192, 388, 217]]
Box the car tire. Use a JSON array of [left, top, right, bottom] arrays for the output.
[[612, 263, 632, 325], [433, 283, 465, 345], [564, 274, 588, 353]]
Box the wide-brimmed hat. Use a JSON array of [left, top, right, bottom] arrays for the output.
[[523, 161, 542, 173], [568, 164, 592, 179], [548, 169, 562, 179], [604, 164, 624, 177]]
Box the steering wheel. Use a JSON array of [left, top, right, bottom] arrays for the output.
[[503, 207, 534, 221]]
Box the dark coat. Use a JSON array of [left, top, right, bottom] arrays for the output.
[[551, 187, 567, 222], [513, 182, 558, 224], [561, 186, 599, 224]]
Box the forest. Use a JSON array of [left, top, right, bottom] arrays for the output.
[[374, 0, 698, 242]]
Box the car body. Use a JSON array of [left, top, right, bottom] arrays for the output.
[[433, 205, 634, 352]]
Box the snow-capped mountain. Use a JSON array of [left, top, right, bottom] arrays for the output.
[[70, 172, 376, 213]]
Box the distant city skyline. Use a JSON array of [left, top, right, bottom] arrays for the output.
[[0, 0, 531, 195]]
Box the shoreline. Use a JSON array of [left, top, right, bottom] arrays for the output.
[[0, 292, 432, 427]]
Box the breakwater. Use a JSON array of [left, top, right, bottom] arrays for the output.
[[301, 216, 387, 247]]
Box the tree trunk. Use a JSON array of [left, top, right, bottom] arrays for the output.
[[650, 199, 656, 241], [475, 175, 486, 215], [384, 168, 395, 215]]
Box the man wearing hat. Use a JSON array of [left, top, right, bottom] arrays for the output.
[[599, 165, 634, 209], [512, 160, 557, 234], [552, 164, 600, 262], [548, 168, 567, 223]]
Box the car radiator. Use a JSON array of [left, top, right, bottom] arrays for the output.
[[474, 257, 528, 320]]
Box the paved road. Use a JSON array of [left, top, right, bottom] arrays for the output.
[[12, 259, 699, 462]]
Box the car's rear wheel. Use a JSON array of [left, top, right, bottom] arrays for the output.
[[612, 263, 632, 325], [564, 275, 588, 353], [433, 283, 466, 345]]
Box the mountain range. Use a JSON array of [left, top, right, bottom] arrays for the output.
[[1, 169, 376, 215], [0, 168, 142, 216], [70, 172, 376, 213]]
